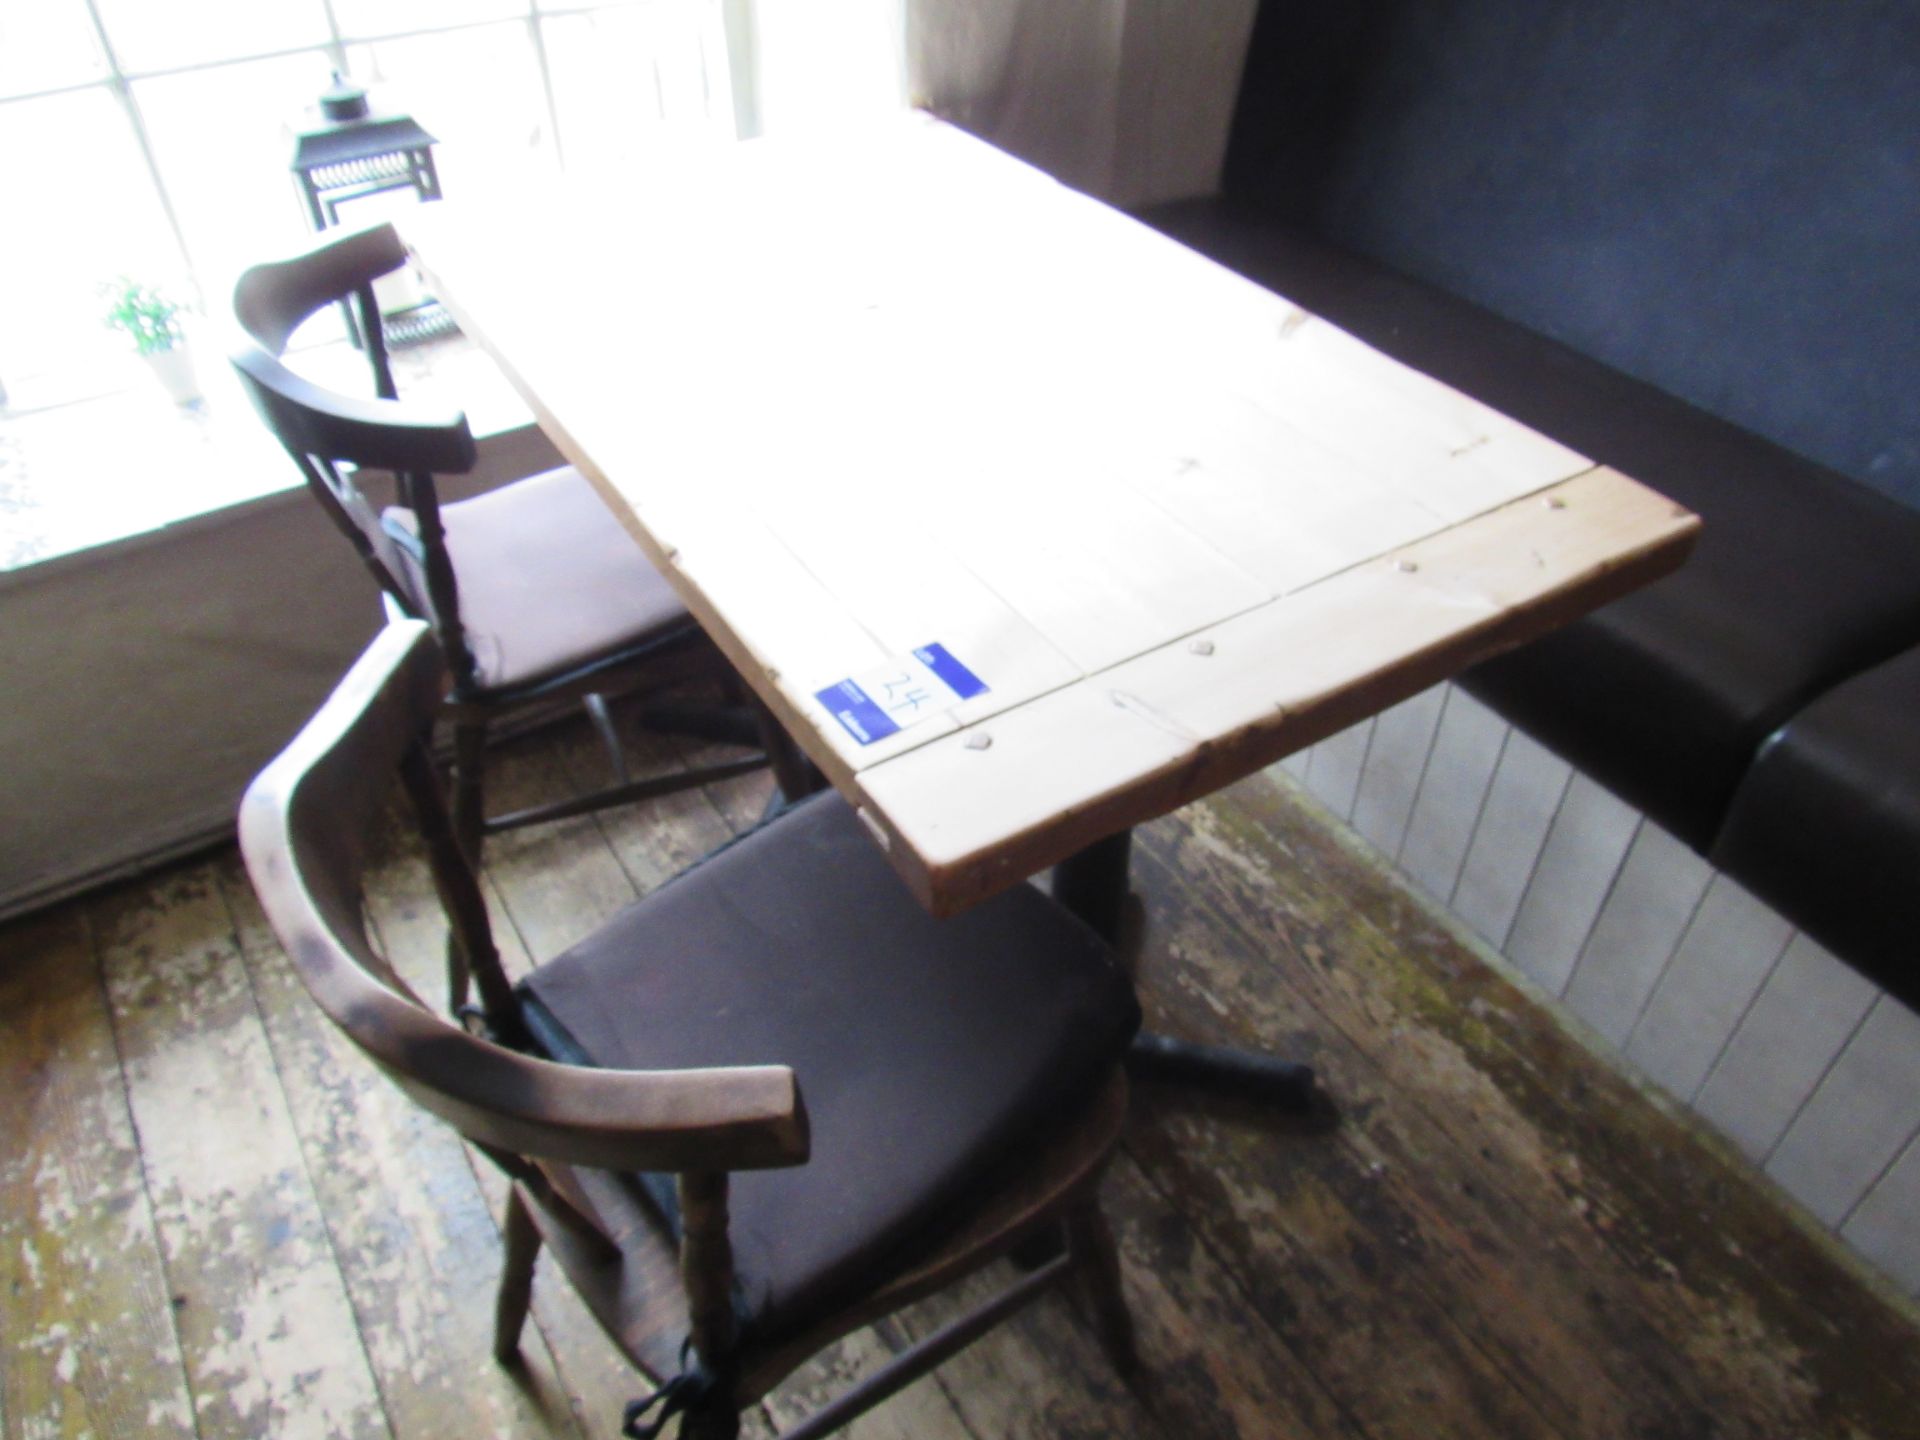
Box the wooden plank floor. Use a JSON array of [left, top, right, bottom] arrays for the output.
[[5, 712, 1919, 1439]]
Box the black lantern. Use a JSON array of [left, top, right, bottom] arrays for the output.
[[290, 74, 454, 345]]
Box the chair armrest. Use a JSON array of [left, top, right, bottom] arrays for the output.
[[249, 821, 809, 1174], [240, 615, 809, 1177], [376, 1033, 812, 1174]]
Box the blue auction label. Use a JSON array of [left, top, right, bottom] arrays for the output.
[[911, 642, 988, 700], [813, 677, 902, 746], [814, 642, 990, 746]]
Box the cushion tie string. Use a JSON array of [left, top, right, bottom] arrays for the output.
[[621, 1345, 723, 1439]]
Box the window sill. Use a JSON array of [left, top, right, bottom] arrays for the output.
[[0, 332, 532, 573]]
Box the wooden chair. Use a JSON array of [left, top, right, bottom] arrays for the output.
[[239, 618, 1143, 1440], [229, 221, 773, 862]]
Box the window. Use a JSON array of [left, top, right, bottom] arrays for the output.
[[0, 0, 905, 568], [0, 0, 738, 407]]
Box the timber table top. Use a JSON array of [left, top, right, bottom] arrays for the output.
[[405, 113, 1698, 916]]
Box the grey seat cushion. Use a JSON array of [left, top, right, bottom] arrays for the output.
[[519, 792, 1140, 1345], [386, 465, 691, 695]]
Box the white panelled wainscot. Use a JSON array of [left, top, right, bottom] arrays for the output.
[[1282, 684, 1920, 1301]]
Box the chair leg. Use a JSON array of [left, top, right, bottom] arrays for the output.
[[495, 1184, 542, 1364], [751, 697, 825, 804], [1065, 1189, 1139, 1378], [680, 1396, 740, 1440], [452, 720, 489, 866], [582, 692, 633, 785]]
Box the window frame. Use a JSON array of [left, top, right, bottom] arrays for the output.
[[0, 0, 753, 382]]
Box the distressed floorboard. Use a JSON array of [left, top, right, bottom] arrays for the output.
[[0, 908, 194, 1439], [212, 855, 586, 1438], [758, 1327, 980, 1440], [1143, 772, 1920, 1437], [1123, 1088, 1567, 1440], [16, 709, 1920, 1439], [881, 1265, 1170, 1440], [554, 722, 741, 896], [1096, 1154, 1361, 1438], [1129, 835, 1682, 1439], [90, 866, 390, 1440]]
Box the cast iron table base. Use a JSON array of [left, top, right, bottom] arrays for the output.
[[1053, 830, 1322, 1114]]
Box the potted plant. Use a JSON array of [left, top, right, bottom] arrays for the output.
[[101, 277, 201, 405]]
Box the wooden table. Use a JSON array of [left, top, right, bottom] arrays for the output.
[[406, 114, 1696, 938]]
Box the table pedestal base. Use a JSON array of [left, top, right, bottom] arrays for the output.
[[1053, 831, 1325, 1118], [757, 704, 828, 815], [1127, 1032, 1318, 1110]]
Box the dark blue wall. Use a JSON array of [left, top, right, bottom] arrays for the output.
[[1223, 0, 1920, 508]]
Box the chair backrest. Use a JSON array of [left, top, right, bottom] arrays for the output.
[[238, 617, 808, 1177], [229, 223, 485, 687]]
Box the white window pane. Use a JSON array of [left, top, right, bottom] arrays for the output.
[[535, 0, 654, 12], [0, 0, 108, 98], [543, 0, 735, 175], [0, 90, 184, 392], [91, 0, 331, 75], [753, 0, 906, 136], [331, 0, 531, 43], [135, 52, 338, 310], [347, 24, 558, 209]]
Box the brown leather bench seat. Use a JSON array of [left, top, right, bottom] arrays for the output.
[[1712, 649, 1920, 1012], [1136, 206, 1920, 857], [1124, 0, 1920, 996]]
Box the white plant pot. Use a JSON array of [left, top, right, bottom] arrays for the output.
[[144, 345, 201, 406]]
